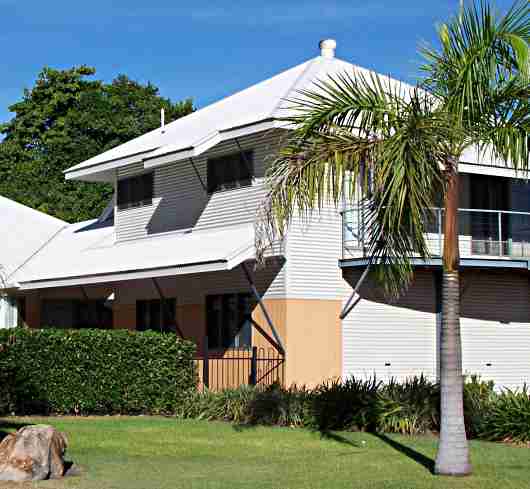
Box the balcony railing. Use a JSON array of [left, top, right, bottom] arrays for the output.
[[342, 207, 530, 260]]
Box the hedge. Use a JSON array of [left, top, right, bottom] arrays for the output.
[[177, 376, 530, 443], [0, 328, 196, 415]]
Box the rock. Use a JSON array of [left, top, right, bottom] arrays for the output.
[[0, 425, 68, 481]]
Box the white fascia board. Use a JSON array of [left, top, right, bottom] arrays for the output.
[[218, 118, 281, 140], [65, 148, 158, 181], [18, 260, 231, 290], [143, 132, 221, 169], [460, 162, 530, 180], [143, 119, 287, 170]]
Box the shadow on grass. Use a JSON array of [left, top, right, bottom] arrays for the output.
[[374, 433, 435, 474], [319, 430, 360, 448], [0, 420, 34, 442], [232, 423, 258, 433]]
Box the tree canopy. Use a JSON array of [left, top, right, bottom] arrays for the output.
[[0, 66, 193, 222]]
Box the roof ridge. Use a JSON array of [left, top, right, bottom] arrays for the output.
[[6, 223, 70, 285], [268, 56, 322, 118]]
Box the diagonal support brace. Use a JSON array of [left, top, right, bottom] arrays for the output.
[[79, 286, 89, 301], [241, 262, 285, 354], [340, 263, 371, 319], [188, 157, 208, 193], [152, 278, 185, 338]]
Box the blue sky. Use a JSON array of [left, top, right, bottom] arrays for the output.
[[1, 0, 516, 123]]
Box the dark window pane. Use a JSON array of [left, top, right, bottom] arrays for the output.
[[205, 293, 253, 349], [207, 151, 254, 193], [162, 298, 176, 332], [137, 298, 175, 333], [142, 173, 154, 204], [117, 173, 153, 210], [149, 300, 161, 330], [117, 179, 130, 209]]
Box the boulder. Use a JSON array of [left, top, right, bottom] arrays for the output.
[[0, 425, 68, 481]]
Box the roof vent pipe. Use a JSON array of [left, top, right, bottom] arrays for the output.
[[160, 108, 165, 133], [319, 39, 336, 58]]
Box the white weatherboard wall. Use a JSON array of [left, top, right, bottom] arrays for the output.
[[341, 268, 530, 388], [0, 296, 17, 329], [285, 205, 347, 300], [342, 270, 438, 382], [460, 271, 530, 389], [115, 130, 283, 242]]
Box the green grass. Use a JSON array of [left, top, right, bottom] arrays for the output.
[[2, 417, 529, 489]]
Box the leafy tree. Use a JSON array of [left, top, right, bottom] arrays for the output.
[[260, 0, 529, 476], [0, 66, 193, 222]]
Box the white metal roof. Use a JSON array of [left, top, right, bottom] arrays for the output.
[[14, 221, 255, 289], [64, 51, 398, 182], [0, 196, 66, 288]]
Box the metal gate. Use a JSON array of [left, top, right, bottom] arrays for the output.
[[196, 341, 285, 391]]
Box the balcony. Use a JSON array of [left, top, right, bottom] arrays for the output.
[[342, 207, 530, 261]]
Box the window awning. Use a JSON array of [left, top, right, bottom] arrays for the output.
[[15, 222, 257, 290]]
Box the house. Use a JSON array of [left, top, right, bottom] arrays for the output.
[[2, 40, 530, 389]]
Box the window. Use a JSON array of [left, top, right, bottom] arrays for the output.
[[207, 151, 253, 193], [206, 293, 253, 349], [117, 173, 154, 210], [136, 298, 176, 333], [41, 300, 113, 329]]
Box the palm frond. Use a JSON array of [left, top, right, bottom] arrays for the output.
[[257, 73, 455, 297], [421, 0, 530, 127]]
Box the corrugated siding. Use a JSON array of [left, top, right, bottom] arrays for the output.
[[341, 270, 438, 382], [115, 129, 283, 242], [285, 205, 347, 300], [460, 271, 530, 389]]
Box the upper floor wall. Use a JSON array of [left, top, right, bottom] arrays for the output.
[[114, 129, 285, 242]]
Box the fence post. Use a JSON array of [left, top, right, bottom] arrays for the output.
[[202, 336, 209, 390], [250, 346, 258, 386]]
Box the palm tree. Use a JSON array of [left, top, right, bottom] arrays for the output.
[[259, 1, 529, 476]]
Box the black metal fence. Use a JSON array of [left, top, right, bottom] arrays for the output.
[[196, 336, 285, 391]]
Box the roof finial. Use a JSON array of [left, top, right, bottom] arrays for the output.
[[319, 39, 336, 58]]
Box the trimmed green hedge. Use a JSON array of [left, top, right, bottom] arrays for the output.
[[0, 328, 196, 415]]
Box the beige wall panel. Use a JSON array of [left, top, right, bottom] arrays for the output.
[[284, 299, 342, 387]]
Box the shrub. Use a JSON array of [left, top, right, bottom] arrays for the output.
[[378, 375, 439, 435], [0, 328, 196, 415], [480, 387, 530, 444], [463, 375, 496, 438], [247, 384, 312, 427], [309, 377, 381, 432], [178, 386, 256, 423]]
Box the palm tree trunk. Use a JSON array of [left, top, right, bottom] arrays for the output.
[[435, 161, 472, 476]]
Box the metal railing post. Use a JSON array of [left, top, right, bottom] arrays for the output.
[[250, 346, 258, 386], [341, 211, 345, 260], [361, 205, 366, 257], [202, 336, 209, 390]]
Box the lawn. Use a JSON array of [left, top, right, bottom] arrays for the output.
[[1, 417, 529, 489]]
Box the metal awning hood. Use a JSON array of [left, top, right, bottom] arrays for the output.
[[15, 222, 257, 290]]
